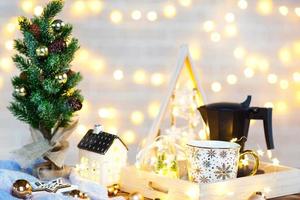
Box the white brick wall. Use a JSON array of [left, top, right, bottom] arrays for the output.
[[0, 0, 300, 168]]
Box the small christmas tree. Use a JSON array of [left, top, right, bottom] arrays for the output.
[[9, 0, 83, 169]]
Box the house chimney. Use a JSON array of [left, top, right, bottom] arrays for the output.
[[93, 124, 103, 134]]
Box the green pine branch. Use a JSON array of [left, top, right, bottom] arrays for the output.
[[42, 0, 64, 19]]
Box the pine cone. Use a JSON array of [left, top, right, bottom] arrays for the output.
[[49, 39, 66, 53], [30, 24, 40, 38], [19, 72, 28, 81], [67, 69, 75, 76], [68, 97, 82, 111]]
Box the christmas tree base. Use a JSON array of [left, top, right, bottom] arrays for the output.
[[34, 161, 72, 181]]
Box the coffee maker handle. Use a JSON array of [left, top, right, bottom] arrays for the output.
[[249, 107, 274, 149]]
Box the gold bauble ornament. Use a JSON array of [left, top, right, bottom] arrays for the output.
[[68, 189, 90, 200], [15, 86, 27, 97], [51, 19, 65, 32], [128, 192, 144, 200], [11, 179, 32, 199], [113, 183, 120, 191], [107, 185, 118, 196], [36, 46, 48, 57], [55, 73, 68, 84], [248, 192, 266, 200]]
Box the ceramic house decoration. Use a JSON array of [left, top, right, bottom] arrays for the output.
[[77, 125, 128, 186]]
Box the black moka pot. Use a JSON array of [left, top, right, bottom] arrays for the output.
[[198, 96, 274, 150]]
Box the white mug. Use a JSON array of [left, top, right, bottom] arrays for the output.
[[186, 140, 259, 183]]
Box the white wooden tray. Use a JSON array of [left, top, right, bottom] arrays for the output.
[[120, 163, 300, 200]]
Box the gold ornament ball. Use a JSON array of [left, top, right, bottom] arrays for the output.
[[36, 46, 48, 57], [248, 192, 266, 200], [55, 73, 68, 84], [113, 183, 120, 192], [11, 179, 32, 199], [15, 86, 27, 97], [128, 192, 144, 200], [68, 189, 90, 200], [51, 19, 65, 32], [107, 185, 118, 196]]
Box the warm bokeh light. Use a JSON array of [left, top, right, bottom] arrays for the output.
[[0, 57, 13, 73], [293, 72, 300, 83], [87, 0, 103, 14], [113, 69, 124, 81], [71, 0, 86, 16], [267, 74, 278, 84], [133, 70, 147, 84], [110, 10, 123, 24], [203, 20, 215, 32], [258, 58, 270, 72], [278, 6, 289, 16], [150, 73, 164, 86], [89, 58, 105, 72], [189, 44, 201, 60], [210, 32, 221, 42], [130, 110, 144, 125], [278, 47, 292, 64], [233, 46, 246, 60], [5, 40, 14, 51], [163, 4, 177, 18], [147, 101, 160, 118], [178, 0, 192, 7], [295, 7, 300, 17], [147, 11, 158, 22], [256, 0, 273, 16], [131, 10, 142, 20], [0, 76, 4, 90], [34, 5, 43, 16], [279, 79, 289, 90], [224, 24, 238, 37], [238, 0, 248, 10], [76, 48, 90, 63], [225, 13, 235, 23], [121, 130, 136, 145], [226, 74, 238, 85], [21, 0, 35, 13], [211, 82, 222, 92], [98, 107, 118, 119], [275, 101, 288, 114], [244, 67, 254, 78]]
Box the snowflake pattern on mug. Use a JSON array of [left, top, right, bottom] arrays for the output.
[[186, 144, 240, 183]]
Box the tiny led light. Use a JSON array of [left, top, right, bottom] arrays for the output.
[[272, 158, 280, 166], [131, 10, 142, 20], [293, 72, 300, 82], [233, 47, 246, 59], [257, 0, 273, 16], [133, 70, 147, 84], [34, 5, 43, 16], [257, 149, 265, 157], [267, 74, 278, 84], [130, 110, 144, 125], [295, 7, 300, 17], [110, 10, 123, 24], [278, 6, 289, 16], [163, 4, 177, 18], [147, 11, 158, 21], [238, 0, 248, 10], [150, 73, 164, 86], [210, 32, 221, 42], [203, 20, 215, 32], [113, 69, 124, 81], [211, 82, 222, 92], [244, 67, 254, 78], [226, 74, 238, 85], [225, 12, 235, 23], [279, 79, 289, 90], [122, 130, 136, 145], [178, 0, 192, 7]]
